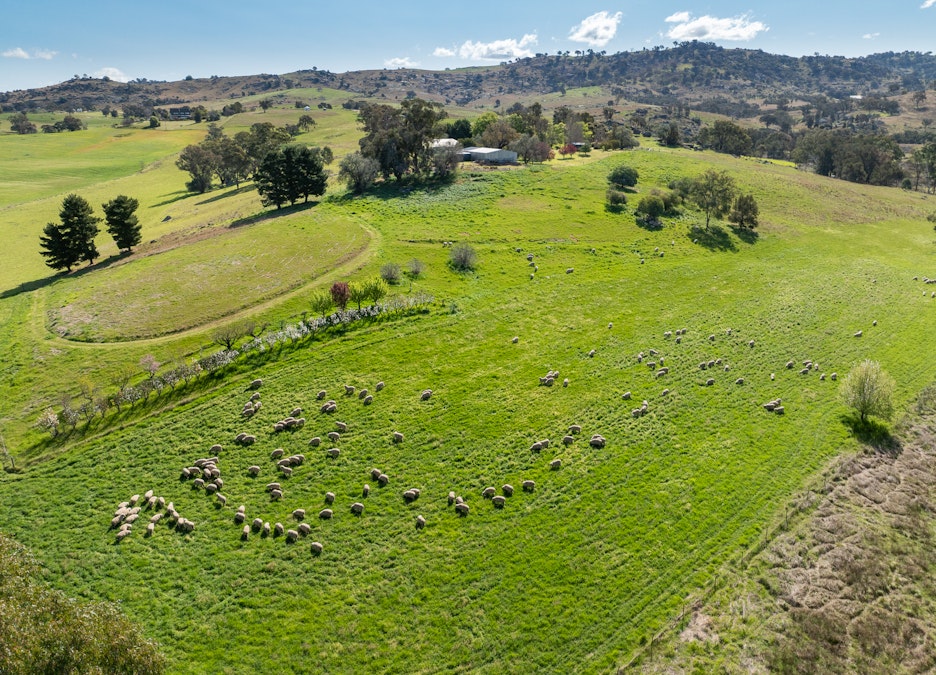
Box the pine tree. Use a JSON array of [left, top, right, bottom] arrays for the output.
[[102, 195, 141, 252], [39, 194, 101, 271]]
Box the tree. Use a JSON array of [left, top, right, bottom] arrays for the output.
[[310, 290, 333, 318], [729, 193, 759, 229], [297, 114, 316, 131], [330, 281, 350, 310], [204, 134, 251, 188], [636, 195, 666, 223], [480, 119, 520, 149], [691, 169, 736, 228], [338, 152, 380, 193], [698, 120, 752, 156], [176, 144, 216, 193], [559, 143, 577, 159], [8, 112, 37, 134], [608, 165, 639, 189], [254, 144, 328, 209], [348, 282, 368, 310], [660, 121, 681, 147], [259, 99, 272, 113], [840, 360, 896, 424], [39, 194, 100, 271], [364, 277, 388, 304], [102, 195, 141, 252]]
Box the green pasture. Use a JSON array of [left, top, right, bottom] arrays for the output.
[[0, 108, 935, 673]]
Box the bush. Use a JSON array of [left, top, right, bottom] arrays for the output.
[[636, 195, 666, 222], [407, 258, 425, 278], [608, 165, 639, 189], [449, 243, 477, 272], [730, 193, 760, 229], [330, 281, 350, 310], [380, 262, 402, 285], [606, 189, 628, 207]]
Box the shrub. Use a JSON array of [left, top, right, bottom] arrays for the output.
[[449, 243, 477, 272], [606, 189, 628, 207], [330, 282, 351, 310], [608, 165, 639, 189], [380, 262, 402, 285], [636, 195, 666, 222], [407, 258, 425, 278], [729, 193, 759, 229], [310, 290, 333, 318]]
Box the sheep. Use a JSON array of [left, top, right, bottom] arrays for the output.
[[786, 361, 794, 369], [501, 484, 514, 497], [854, 330, 863, 337], [378, 473, 389, 486], [647, 362, 656, 370], [358, 389, 369, 400], [252, 518, 263, 531], [735, 378, 744, 385], [403, 490, 418, 503], [563, 378, 570, 387], [656, 368, 669, 378], [316, 390, 327, 400], [193, 478, 205, 490], [819, 373, 827, 381], [143, 489, 154, 501], [705, 378, 715, 386], [421, 389, 433, 401], [110, 515, 124, 529], [521, 480, 535, 493], [235, 433, 247, 443], [622, 391, 632, 400], [205, 483, 218, 495], [699, 362, 707, 371], [270, 489, 283, 501], [351, 502, 364, 515], [664, 331, 672, 339], [262, 522, 271, 537], [831, 372, 838, 381], [529, 442, 543, 453], [774, 406, 785, 414], [290, 407, 302, 417], [550, 459, 562, 470], [708, 334, 715, 342], [310, 541, 324, 555], [443, 491, 455, 506], [569, 424, 582, 434], [511, 336, 519, 344], [724, 365, 730, 372], [566, 268, 574, 274], [492, 496, 506, 508], [319, 509, 334, 520], [116, 529, 132, 543], [326, 448, 341, 459], [771, 373, 775, 381], [675, 336, 681, 344], [590, 435, 606, 448], [266, 482, 281, 492], [327, 431, 341, 442], [748, 340, 755, 348], [588, 349, 596, 358], [872, 320, 877, 326], [234, 511, 245, 524], [293, 509, 306, 521], [279, 466, 293, 478], [344, 384, 355, 395], [216, 493, 227, 508], [482, 487, 496, 499], [273, 422, 285, 433], [392, 431, 404, 443], [800, 368, 810, 375], [649, 349, 658, 356], [248, 465, 261, 477], [286, 529, 299, 543], [562, 435, 575, 446], [248, 378, 263, 390], [370, 468, 382, 481], [130, 494, 140, 506], [324, 492, 335, 505], [150, 513, 163, 524], [320, 402, 334, 413], [274, 522, 286, 537], [243, 435, 256, 445], [416, 515, 426, 529], [455, 496, 465, 505], [335, 421, 348, 432], [309, 437, 321, 447], [362, 484, 370, 498], [298, 523, 311, 535], [455, 503, 470, 516]]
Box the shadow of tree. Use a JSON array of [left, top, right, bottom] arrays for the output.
[[604, 203, 626, 215], [150, 191, 191, 208], [1, 252, 130, 299], [197, 185, 254, 205], [841, 413, 901, 457], [228, 200, 319, 229], [732, 225, 760, 245], [688, 224, 737, 252]]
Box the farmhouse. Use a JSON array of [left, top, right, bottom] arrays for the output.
[[460, 146, 518, 164], [169, 107, 192, 120]]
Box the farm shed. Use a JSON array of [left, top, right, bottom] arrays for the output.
[[461, 147, 518, 164]]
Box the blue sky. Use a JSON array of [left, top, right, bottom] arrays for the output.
[[2, 1, 934, 92]]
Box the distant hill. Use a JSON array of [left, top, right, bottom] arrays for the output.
[[3, 43, 936, 115]]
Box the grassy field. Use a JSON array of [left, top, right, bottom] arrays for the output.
[[1, 101, 935, 673]]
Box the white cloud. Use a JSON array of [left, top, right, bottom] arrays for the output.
[[923, 0, 935, 8], [94, 67, 129, 82], [3, 47, 57, 60], [433, 47, 456, 57], [862, 32, 880, 39], [456, 33, 538, 61], [569, 11, 623, 47], [665, 13, 768, 42], [384, 56, 419, 69]]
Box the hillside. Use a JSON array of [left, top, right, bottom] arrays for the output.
[[4, 44, 936, 116]]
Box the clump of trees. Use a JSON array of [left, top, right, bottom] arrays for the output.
[[357, 98, 449, 181], [40, 115, 85, 133], [254, 144, 329, 209], [0, 532, 165, 674], [8, 112, 37, 134], [39, 194, 142, 271]]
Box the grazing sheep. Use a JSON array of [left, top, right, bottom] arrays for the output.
[[248, 378, 263, 390], [622, 391, 632, 401], [800, 368, 810, 376], [735, 378, 744, 385], [588, 349, 596, 358], [831, 373, 838, 381], [335, 421, 348, 433], [378, 473, 389, 486], [234, 511, 245, 524], [676, 336, 682, 344], [309, 437, 321, 447], [562, 435, 575, 446], [216, 494, 227, 508], [375, 381, 385, 392], [310, 541, 324, 555], [319, 509, 334, 520], [392, 431, 404, 443], [116, 529, 131, 543], [774, 406, 785, 414], [455, 496, 465, 505], [529, 442, 543, 453], [326, 448, 341, 459], [192, 478, 205, 490], [293, 509, 306, 521], [370, 468, 382, 481], [748, 340, 755, 348], [820, 373, 826, 381], [786, 361, 794, 369], [316, 390, 327, 400], [364, 395, 374, 405], [290, 407, 302, 417], [129, 494, 140, 507], [351, 502, 364, 515], [205, 483, 218, 495], [512, 336, 519, 344], [286, 529, 299, 543], [482, 487, 496, 499], [656, 368, 669, 378], [262, 522, 271, 537], [771, 373, 775, 380], [266, 482, 281, 492], [492, 496, 506, 508], [403, 490, 418, 503], [708, 334, 715, 342], [344, 385, 355, 395], [455, 503, 470, 516], [421, 389, 433, 401], [273, 522, 284, 537], [854, 330, 863, 337], [590, 435, 606, 449], [252, 518, 263, 531], [327, 431, 341, 442], [872, 320, 877, 326], [649, 349, 658, 356], [569, 424, 582, 434], [150, 513, 163, 524], [243, 435, 256, 445], [358, 389, 369, 400], [110, 515, 124, 529], [648, 362, 656, 370], [705, 378, 715, 386], [273, 422, 285, 433], [248, 465, 261, 477], [566, 268, 574, 274], [298, 523, 311, 535], [324, 492, 335, 505], [416, 515, 426, 529], [279, 466, 293, 478], [563, 378, 570, 387], [143, 489, 154, 501], [550, 459, 562, 470], [209, 443, 223, 454], [502, 485, 514, 497], [241, 525, 250, 541], [270, 489, 283, 501], [362, 484, 370, 498]]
